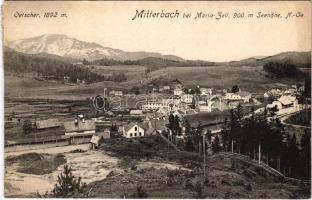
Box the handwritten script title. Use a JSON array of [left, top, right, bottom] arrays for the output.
[[131, 10, 304, 21]]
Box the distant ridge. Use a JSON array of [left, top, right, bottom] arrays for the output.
[[6, 34, 185, 61], [227, 51, 311, 68], [6, 34, 311, 68]]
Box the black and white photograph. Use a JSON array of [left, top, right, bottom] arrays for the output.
[[1, 1, 311, 198]]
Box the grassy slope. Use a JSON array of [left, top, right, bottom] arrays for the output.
[[87, 136, 310, 198], [6, 153, 66, 175], [5, 65, 302, 100], [150, 66, 300, 92]]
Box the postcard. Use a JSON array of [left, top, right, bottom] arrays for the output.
[[2, 1, 311, 198]]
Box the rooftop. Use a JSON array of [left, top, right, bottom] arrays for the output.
[[64, 120, 95, 133], [36, 119, 60, 130]]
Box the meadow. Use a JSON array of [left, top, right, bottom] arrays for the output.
[[4, 65, 301, 100]]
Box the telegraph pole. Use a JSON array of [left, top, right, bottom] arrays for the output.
[[258, 143, 261, 164], [35, 128, 37, 142], [203, 132, 206, 177], [167, 131, 170, 157]]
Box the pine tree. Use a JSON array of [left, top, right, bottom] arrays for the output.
[[185, 137, 195, 152], [184, 118, 191, 136], [220, 118, 230, 152], [173, 115, 181, 135], [300, 129, 311, 179], [212, 135, 222, 153], [52, 165, 87, 198], [193, 122, 203, 154], [287, 135, 300, 177], [168, 114, 175, 134], [231, 85, 240, 93]]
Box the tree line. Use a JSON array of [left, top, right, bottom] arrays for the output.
[[83, 57, 216, 69], [263, 62, 304, 79], [4, 50, 127, 83], [220, 105, 311, 180], [173, 103, 310, 180]]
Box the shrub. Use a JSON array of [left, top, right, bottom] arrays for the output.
[[52, 165, 88, 198], [245, 184, 252, 191], [193, 181, 205, 199], [134, 185, 148, 198], [23, 119, 33, 135]]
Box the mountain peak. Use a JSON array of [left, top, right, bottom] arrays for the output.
[[7, 34, 184, 61]]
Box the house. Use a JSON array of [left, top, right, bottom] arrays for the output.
[[174, 88, 183, 96], [130, 109, 143, 115], [228, 101, 241, 109], [36, 118, 60, 131], [264, 89, 283, 98], [200, 88, 213, 95], [122, 122, 146, 138], [224, 93, 242, 101], [181, 94, 193, 104], [198, 105, 212, 112], [142, 102, 165, 111], [159, 86, 170, 92], [283, 89, 297, 96], [157, 106, 169, 116], [172, 83, 183, 89], [96, 128, 111, 140], [148, 118, 169, 134], [163, 86, 170, 90], [267, 95, 298, 111], [186, 109, 197, 115], [64, 117, 96, 136], [196, 100, 206, 105], [237, 91, 251, 103], [142, 99, 180, 111], [224, 91, 251, 103], [109, 90, 123, 96], [90, 128, 110, 149], [90, 135, 101, 149]]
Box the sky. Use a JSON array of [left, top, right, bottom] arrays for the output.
[[2, 1, 311, 62]]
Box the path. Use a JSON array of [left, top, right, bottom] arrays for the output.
[[214, 152, 311, 184], [4, 144, 90, 157], [278, 112, 311, 129]]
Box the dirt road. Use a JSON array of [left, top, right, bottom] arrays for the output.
[[4, 144, 121, 197]]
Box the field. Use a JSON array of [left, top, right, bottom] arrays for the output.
[[6, 153, 66, 175], [150, 66, 300, 92], [88, 65, 147, 81], [5, 65, 302, 100], [4, 98, 94, 144]]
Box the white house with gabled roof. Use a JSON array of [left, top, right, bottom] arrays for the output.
[[122, 122, 146, 138]]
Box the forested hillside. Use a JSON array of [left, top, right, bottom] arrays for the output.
[[4, 49, 127, 84], [263, 62, 309, 79], [83, 57, 216, 69]]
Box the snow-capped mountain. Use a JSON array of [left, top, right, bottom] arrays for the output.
[[6, 34, 184, 61]]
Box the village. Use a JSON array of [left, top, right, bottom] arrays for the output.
[[4, 77, 311, 198], [5, 80, 305, 152], [3, 0, 311, 197]]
